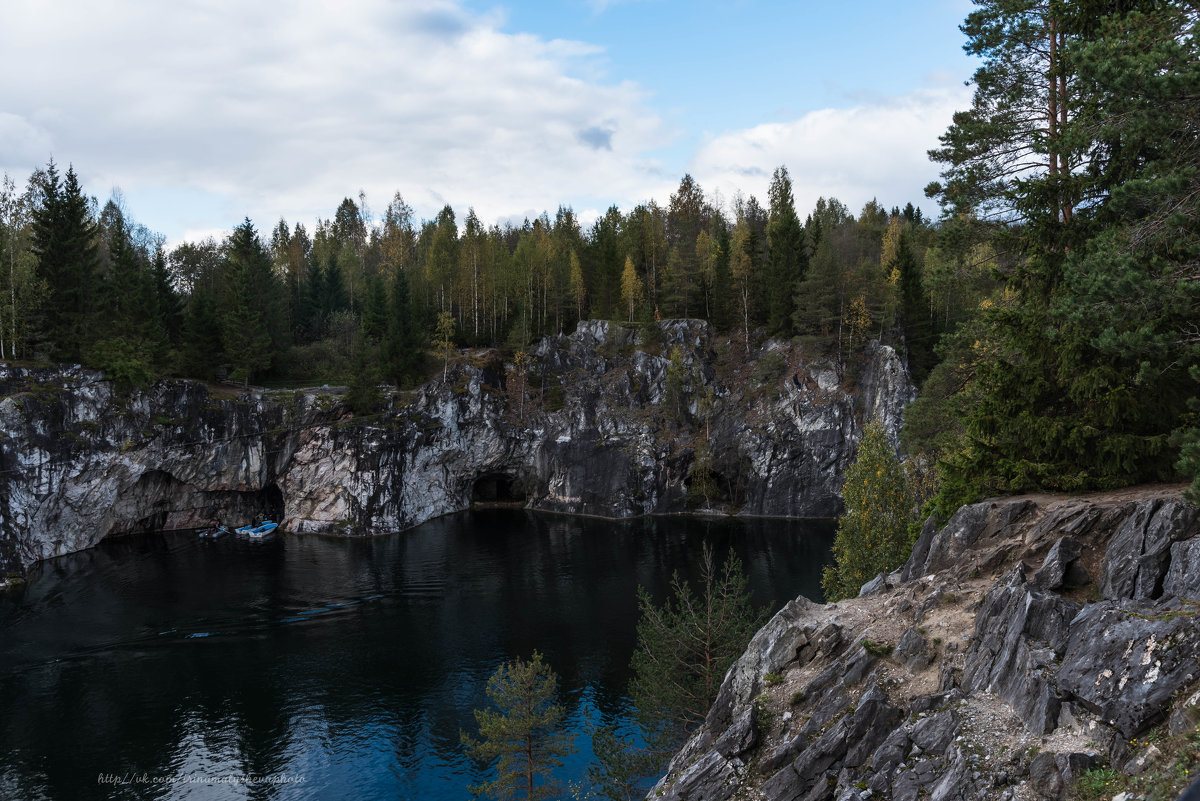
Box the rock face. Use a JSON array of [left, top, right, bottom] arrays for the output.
[[650, 488, 1200, 801], [0, 320, 914, 574]]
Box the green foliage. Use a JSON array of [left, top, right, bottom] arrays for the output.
[[766, 166, 806, 337], [628, 545, 766, 756], [662, 345, 690, 424], [88, 336, 156, 390], [344, 342, 382, 415], [434, 310, 456, 385], [382, 266, 425, 388], [823, 420, 913, 601], [686, 440, 718, 509], [591, 546, 766, 799], [460, 651, 576, 801], [925, 2, 1200, 500], [31, 162, 101, 362], [750, 349, 787, 390]]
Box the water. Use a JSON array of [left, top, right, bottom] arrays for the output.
[[0, 510, 833, 800]]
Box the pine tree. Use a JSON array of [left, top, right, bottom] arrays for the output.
[[220, 219, 280, 386], [823, 420, 912, 601], [591, 545, 765, 800], [925, 1, 1198, 499], [629, 544, 765, 752], [460, 652, 576, 801]]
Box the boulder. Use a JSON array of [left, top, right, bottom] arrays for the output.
[[1101, 500, 1199, 600], [1031, 536, 1084, 590], [1058, 599, 1200, 737]]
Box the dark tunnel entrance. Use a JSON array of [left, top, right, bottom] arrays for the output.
[[470, 473, 528, 507]]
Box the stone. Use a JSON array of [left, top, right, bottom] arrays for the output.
[[707, 596, 822, 734], [961, 567, 1079, 734], [894, 626, 931, 671], [1031, 536, 1083, 590], [0, 327, 919, 575], [714, 706, 758, 758], [1058, 599, 1200, 738], [1101, 500, 1199, 601], [890, 769, 919, 801], [1169, 685, 1200, 735], [908, 710, 959, 755], [656, 750, 738, 801], [1163, 537, 1200, 600], [1028, 752, 1063, 800], [1121, 744, 1162, 775], [859, 572, 889, 597]]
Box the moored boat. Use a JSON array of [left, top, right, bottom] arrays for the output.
[[235, 521, 279, 538]]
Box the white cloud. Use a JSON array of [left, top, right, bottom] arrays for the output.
[[690, 87, 971, 218], [0, 0, 668, 239]]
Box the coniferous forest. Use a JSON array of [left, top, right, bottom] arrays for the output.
[[0, 0, 1197, 511]]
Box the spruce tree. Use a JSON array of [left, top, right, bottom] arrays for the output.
[[926, 1, 1199, 499], [381, 265, 423, 387], [30, 162, 100, 361], [765, 166, 806, 337]]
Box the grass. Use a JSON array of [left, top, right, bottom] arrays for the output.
[[860, 638, 894, 657], [1069, 725, 1200, 801]]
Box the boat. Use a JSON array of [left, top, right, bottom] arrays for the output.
[[198, 524, 231, 538], [235, 521, 279, 538]]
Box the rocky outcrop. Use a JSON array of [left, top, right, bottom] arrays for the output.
[[0, 320, 914, 574], [650, 487, 1200, 801]]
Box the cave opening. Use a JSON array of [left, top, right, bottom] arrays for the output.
[[471, 473, 527, 506]]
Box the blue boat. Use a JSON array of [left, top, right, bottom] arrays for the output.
[[235, 521, 279, 538]]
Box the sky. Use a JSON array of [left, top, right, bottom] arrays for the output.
[[0, 0, 978, 247]]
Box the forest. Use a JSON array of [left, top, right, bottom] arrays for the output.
[[0, 0, 1196, 511]]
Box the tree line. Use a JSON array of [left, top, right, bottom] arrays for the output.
[[0, 162, 968, 392]]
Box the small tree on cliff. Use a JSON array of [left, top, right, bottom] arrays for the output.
[[822, 419, 912, 601], [461, 651, 576, 800], [591, 545, 766, 799]]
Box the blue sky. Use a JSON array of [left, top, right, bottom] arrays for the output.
[[0, 0, 977, 245]]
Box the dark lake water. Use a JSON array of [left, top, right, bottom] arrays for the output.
[[0, 510, 833, 800]]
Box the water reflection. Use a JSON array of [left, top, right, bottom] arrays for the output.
[[0, 510, 833, 800]]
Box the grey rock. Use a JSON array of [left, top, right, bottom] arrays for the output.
[[1164, 537, 1200, 600], [961, 567, 1079, 734], [707, 596, 822, 734], [1121, 744, 1162, 776], [909, 690, 962, 715], [0, 328, 919, 575], [1101, 500, 1199, 600], [1031, 536, 1083, 589], [1058, 599, 1200, 738], [1169, 685, 1200, 735], [859, 572, 888, 597], [909, 710, 959, 755], [1028, 752, 1064, 800], [714, 705, 758, 758], [656, 750, 738, 801], [891, 769, 919, 801], [895, 626, 931, 671], [908, 499, 1038, 579]]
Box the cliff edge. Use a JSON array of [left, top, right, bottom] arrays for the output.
[[0, 319, 913, 574], [650, 486, 1200, 801]]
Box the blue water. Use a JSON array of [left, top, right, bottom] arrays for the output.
[[0, 510, 833, 800]]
